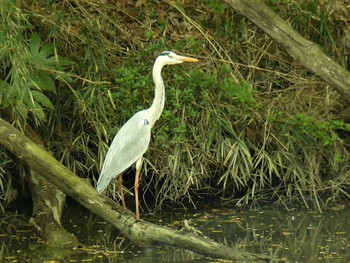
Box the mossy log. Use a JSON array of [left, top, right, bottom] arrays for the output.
[[224, 0, 350, 102], [28, 169, 79, 247], [0, 118, 274, 261], [24, 126, 79, 247]]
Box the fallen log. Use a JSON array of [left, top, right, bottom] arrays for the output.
[[24, 126, 79, 247], [224, 0, 350, 102], [0, 118, 274, 262]]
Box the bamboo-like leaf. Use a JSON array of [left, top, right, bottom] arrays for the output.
[[15, 101, 28, 120], [32, 104, 46, 122], [0, 80, 11, 107]]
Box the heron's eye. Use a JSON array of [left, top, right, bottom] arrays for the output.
[[160, 51, 171, 56]]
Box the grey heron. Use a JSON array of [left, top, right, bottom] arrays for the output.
[[96, 51, 198, 221]]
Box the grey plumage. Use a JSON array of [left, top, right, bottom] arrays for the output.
[[96, 110, 151, 193], [96, 51, 198, 220]]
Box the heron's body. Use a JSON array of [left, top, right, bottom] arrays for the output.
[[96, 110, 152, 193], [96, 51, 198, 220]]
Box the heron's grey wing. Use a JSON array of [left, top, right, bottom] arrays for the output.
[[96, 111, 152, 193]]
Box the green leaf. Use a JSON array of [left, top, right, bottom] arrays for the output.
[[30, 73, 56, 92], [0, 80, 11, 89], [15, 101, 28, 120], [29, 33, 55, 63], [32, 104, 46, 122], [23, 95, 46, 122], [0, 80, 12, 107], [1, 80, 21, 104], [31, 90, 54, 109], [28, 33, 74, 68], [57, 57, 75, 67], [29, 33, 42, 58], [39, 43, 55, 59]]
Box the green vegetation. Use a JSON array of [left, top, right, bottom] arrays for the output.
[[0, 0, 350, 212]]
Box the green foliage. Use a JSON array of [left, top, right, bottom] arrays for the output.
[[222, 80, 256, 108], [203, 0, 227, 14], [292, 113, 340, 146], [270, 112, 350, 147], [0, 0, 349, 213], [0, 13, 73, 124], [112, 65, 153, 120], [0, 1, 76, 210]]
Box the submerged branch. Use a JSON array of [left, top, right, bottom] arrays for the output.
[[0, 118, 273, 262]]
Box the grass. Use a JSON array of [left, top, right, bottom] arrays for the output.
[[0, 0, 350, 212]]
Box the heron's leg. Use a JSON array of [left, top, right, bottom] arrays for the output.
[[135, 158, 143, 221], [119, 175, 126, 210]]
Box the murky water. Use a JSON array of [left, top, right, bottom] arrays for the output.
[[1, 201, 349, 262]]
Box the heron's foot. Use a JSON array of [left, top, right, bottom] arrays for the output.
[[180, 219, 205, 237]]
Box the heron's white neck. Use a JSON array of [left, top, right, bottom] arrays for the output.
[[149, 60, 165, 127]]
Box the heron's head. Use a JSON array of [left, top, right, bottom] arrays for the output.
[[156, 51, 198, 66]]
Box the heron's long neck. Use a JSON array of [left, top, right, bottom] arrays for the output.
[[149, 61, 165, 126]]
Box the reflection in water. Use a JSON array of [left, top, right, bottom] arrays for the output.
[[0, 202, 349, 262]]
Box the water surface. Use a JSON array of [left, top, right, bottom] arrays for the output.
[[1, 201, 349, 262]]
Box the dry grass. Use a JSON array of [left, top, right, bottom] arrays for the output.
[[0, 0, 350, 211]]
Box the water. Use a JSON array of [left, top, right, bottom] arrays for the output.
[[1, 201, 349, 262]]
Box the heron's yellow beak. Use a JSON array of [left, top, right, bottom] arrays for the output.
[[176, 55, 199, 63]]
